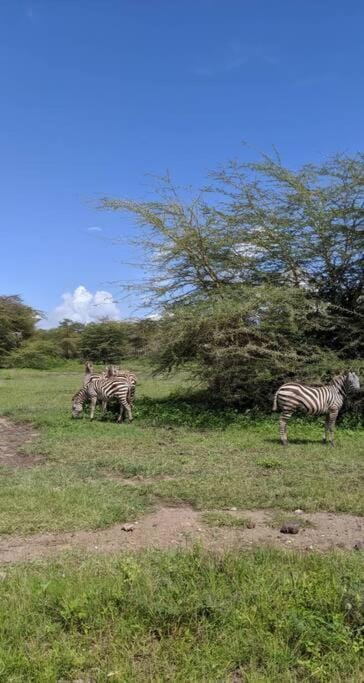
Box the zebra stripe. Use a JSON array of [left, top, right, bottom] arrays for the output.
[[72, 377, 133, 423], [272, 371, 360, 446]]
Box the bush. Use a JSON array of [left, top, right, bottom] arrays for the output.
[[153, 287, 346, 409], [4, 339, 62, 369]]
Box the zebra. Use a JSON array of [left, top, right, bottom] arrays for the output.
[[272, 370, 360, 446], [82, 363, 137, 417], [105, 365, 137, 406], [72, 376, 134, 423]]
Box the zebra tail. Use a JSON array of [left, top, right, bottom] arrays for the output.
[[272, 392, 279, 411]]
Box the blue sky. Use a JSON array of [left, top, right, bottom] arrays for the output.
[[1, 0, 363, 324]]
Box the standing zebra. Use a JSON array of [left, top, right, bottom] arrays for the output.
[[105, 365, 137, 406], [272, 371, 360, 446], [72, 376, 134, 423]]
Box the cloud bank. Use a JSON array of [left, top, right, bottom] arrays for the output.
[[42, 286, 121, 327]]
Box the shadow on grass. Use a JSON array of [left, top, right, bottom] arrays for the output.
[[264, 437, 326, 446], [106, 392, 265, 430]]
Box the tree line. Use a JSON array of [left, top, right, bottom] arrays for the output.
[[0, 299, 157, 369]]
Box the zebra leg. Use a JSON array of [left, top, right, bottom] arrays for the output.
[[101, 400, 108, 418], [279, 413, 289, 445], [117, 399, 132, 424], [323, 414, 330, 444], [90, 397, 97, 420], [327, 409, 338, 447]]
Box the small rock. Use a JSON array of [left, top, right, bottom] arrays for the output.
[[353, 541, 364, 551], [294, 509, 304, 514], [121, 524, 134, 532], [246, 520, 256, 529], [306, 545, 314, 551], [280, 522, 300, 535], [230, 507, 237, 511]]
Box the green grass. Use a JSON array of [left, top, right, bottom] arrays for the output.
[[0, 549, 363, 682], [0, 363, 363, 534], [201, 511, 253, 528], [0, 363, 363, 681]]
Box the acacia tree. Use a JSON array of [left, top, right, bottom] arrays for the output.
[[100, 152, 363, 405], [212, 152, 364, 355], [151, 287, 340, 407]]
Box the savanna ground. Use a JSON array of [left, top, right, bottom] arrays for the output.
[[0, 361, 363, 682]]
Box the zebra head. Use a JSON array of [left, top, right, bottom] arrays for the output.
[[345, 371, 360, 393], [71, 389, 85, 418], [106, 364, 119, 377]]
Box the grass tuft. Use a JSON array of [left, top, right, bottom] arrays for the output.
[[202, 511, 253, 528]]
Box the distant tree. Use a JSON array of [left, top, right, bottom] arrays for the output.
[[58, 319, 85, 335], [80, 321, 129, 363], [125, 319, 158, 357], [0, 295, 40, 362], [54, 319, 85, 359]]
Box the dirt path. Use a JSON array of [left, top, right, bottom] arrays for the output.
[[0, 417, 363, 563], [0, 506, 363, 563], [0, 417, 43, 468]]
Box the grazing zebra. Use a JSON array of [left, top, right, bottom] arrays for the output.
[[72, 376, 133, 423], [272, 371, 360, 446]]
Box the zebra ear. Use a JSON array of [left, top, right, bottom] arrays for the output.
[[85, 361, 93, 373]]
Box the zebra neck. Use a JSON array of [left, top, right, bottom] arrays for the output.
[[76, 387, 87, 402], [330, 376, 346, 395]]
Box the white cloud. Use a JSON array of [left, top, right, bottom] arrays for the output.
[[42, 286, 121, 327], [87, 226, 102, 232]]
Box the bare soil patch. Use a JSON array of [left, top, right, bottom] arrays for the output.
[[0, 506, 363, 563], [0, 417, 43, 468]]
